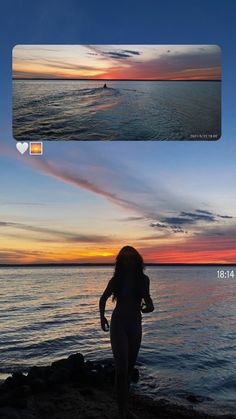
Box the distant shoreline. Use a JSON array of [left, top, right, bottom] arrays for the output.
[[0, 263, 234, 268], [12, 78, 221, 82]]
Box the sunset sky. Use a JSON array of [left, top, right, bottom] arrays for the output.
[[1, 1, 235, 264], [12, 45, 221, 80], [1, 138, 236, 264]]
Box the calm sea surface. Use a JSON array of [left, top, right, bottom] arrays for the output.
[[0, 266, 235, 414], [13, 80, 221, 141]]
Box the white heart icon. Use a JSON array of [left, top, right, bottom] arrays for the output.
[[16, 142, 29, 154]]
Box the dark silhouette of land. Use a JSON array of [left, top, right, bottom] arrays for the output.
[[0, 352, 229, 419], [13, 78, 221, 82], [0, 263, 233, 268]]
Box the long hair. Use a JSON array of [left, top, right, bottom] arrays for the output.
[[112, 246, 145, 301]]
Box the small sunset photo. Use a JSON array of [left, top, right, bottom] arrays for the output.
[[12, 44, 221, 141]]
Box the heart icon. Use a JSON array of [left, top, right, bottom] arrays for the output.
[[16, 142, 29, 155]]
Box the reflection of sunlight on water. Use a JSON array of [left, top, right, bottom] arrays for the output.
[[0, 266, 235, 414], [92, 99, 122, 111]]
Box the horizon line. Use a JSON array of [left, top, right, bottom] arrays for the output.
[[0, 262, 234, 268], [12, 78, 222, 82]]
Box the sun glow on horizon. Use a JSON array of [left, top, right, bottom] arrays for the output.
[[1, 235, 235, 264], [12, 45, 221, 81]]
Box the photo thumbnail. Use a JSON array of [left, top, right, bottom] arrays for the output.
[[13, 44, 221, 141]]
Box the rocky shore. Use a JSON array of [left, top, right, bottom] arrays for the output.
[[0, 353, 235, 419]]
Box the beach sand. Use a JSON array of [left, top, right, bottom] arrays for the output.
[[0, 353, 235, 419]]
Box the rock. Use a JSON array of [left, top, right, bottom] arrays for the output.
[[27, 366, 51, 384], [0, 353, 118, 409], [86, 370, 102, 387], [85, 360, 94, 371], [70, 368, 87, 387], [30, 378, 46, 393], [1, 377, 14, 392], [12, 385, 31, 399], [1, 373, 28, 393], [51, 358, 68, 370], [186, 394, 202, 403], [14, 373, 26, 387], [27, 366, 39, 381], [0, 393, 10, 407], [67, 353, 84, 368], [19, 385, 31, 397], [39, 366, 51, 379], [10, 397, 28, 410], [0, 389, 28, 409], [47, 368, 70, 389], [12, 373, 27, 384]]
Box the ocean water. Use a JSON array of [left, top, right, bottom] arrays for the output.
[[0, 266, 235, 414], [13, 80, 221, 141]]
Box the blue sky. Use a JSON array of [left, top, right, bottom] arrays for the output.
[[0, 0, 236, 263]]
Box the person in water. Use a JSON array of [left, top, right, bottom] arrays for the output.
[[99, 246, 154, 419], [103, 83, 107, 88]]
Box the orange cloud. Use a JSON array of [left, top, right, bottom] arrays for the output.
[[1, 232, 235, 264]]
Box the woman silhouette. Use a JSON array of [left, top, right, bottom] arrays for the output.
[[99, 246, 154, 419]]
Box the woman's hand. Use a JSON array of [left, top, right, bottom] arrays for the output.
[[141, 302, 154, 313], [100, 316, 109, 332]]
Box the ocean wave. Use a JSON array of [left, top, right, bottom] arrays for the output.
[[14, 86, 121, 111], [13, 80, 221, 141]]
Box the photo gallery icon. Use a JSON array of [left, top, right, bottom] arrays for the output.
[[29, 142, 43, 155]]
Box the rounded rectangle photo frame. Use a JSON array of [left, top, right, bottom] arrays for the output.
[[12, 44, 221, 141]]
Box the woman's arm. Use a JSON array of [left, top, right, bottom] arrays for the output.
[[99, 279, 113, 331], [141, 275, 154, 313]]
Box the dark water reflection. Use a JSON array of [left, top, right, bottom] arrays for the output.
[[13, 80, 221, 141]]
